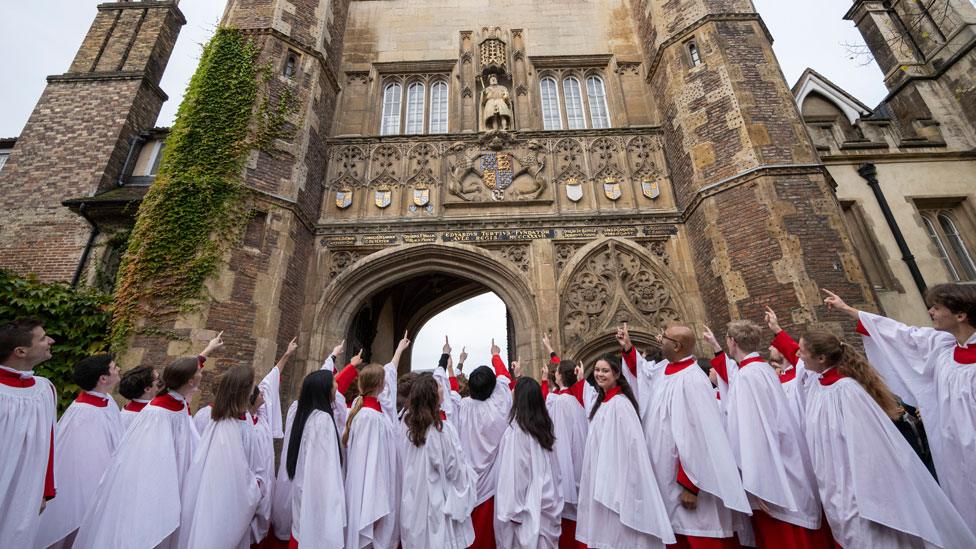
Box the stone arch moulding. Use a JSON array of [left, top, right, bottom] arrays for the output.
[[308, 242, 541, 374], [556, 238, 688, 358]]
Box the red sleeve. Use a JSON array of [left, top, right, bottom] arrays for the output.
[[568, 378, 585, 407], [621, 346, 637, 377], [676, 459, 699, 495], [709, 352, 730, 384], [44, 425, 56, 499], [549, 353, 560, 364], [335, 363, 359, 395], [491, 354, 516, 389], [771, 330, 800, 367], [449, 375, 459, 392], [856, 319, 870, 337], [541, 379, 549, 399], [197, 355, 206, 369]]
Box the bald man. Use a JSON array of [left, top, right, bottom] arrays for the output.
[[618, 323, 750, 548]]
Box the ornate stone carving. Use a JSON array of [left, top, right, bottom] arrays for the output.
[[627, 135, 667, 200], [560, 241, 680, 348], [329, 250, 362, 278], [481, 74, 513, 132], [615, 62, 640, 76], [369, 144, 402, 186], [554, 138, 586, 185], [407, 143, 437, 185], [589, 136, 624, 182], [486, 244, 530, 272], [479, 27, 507, 73], [643, 239, 670, 265], [346, 71, 369, 85], [554, 243, 583, 273], [329, 145, 367, 189]]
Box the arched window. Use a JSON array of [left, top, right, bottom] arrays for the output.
[[586, 75, 610, 129], [938, 213, 976, 279], [429, 80, 449, 134], [540, 77, 562, 130], [562, 77, 586, 129], [922, 215, 959, 281], [381, 82, 402, 136], [283, 52, 298, 78], [688, 42, 703, 67], [405, 82, 426, 135]]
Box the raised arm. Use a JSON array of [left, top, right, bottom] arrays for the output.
[[320, 340, 345, 372], [198, 331, 224, 368], [765, 307, 800, 367], [259, 336, 297, 437]]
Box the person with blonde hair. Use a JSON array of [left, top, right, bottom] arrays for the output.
[[796, 327, 975, 548], [342, 332, 411, 549]]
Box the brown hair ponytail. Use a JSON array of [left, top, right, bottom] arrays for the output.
[[342, 364, 385, 447]]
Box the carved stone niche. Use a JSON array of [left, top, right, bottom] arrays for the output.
[[479, 26, 507, 74], [560, 240, 681, 352], [443, 137, 551, 204]]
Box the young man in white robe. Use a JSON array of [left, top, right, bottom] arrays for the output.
[[618, 323, 751, 548], [36, 354, 123, 549], [0, 318, 57, 549], [268, 340, 355, 546], [457, 338, 514, 549], [342, 333, 409, 549], [703, 322, 830, 548], [823, 284, 976, 527], [795, 327, 975, 548], [117, 366, 159, 432], [73, 333, 224, 549], [539, 334, 589, 549]]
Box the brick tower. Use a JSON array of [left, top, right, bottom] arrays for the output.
[[633, 0, 877, 333], [0, 1, 185, 282]]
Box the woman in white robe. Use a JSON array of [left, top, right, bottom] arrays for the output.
[[797, 328, 975, 548], [342, 334, 409, 549], [494, 376, 563, 549], [286, 368, 346, 549], [400, 372, 478, 548], [576, 353, 675, 549], [178, 365, 263, 549], [117, 365, 159, 433]]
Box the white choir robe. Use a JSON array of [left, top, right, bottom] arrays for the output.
[[291, 409, 346, 549], [857, 311, 976, 527], [0, 369, 56, 549], [74, 391, 199, 549], [712, 353, 821, 530], [177, 417, 263, 549], [246, 365, 284, 544], [575, 388, 675, 548], [192, 405, 212, 435], [120, 399, 149, 432], [344, 360, 400, 549], [801, 364, 976, 548], [399, 419, 478, 548], [36, 391, 124, 548], [457, 355, 513, 507], [493, 424, 564, 549], [269, 356, 347, 542], [433, 366, 462, 427], [544, 383, 587, 521], [626, 351, 751, 538]]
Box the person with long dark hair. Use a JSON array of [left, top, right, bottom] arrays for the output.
[[796, 328, 975, 548], [575, 352, 674, 548], [400, 373, 477, 548], [493, 376, 563, 548], [287, 368, 345, 548]]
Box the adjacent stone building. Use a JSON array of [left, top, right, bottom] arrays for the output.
[[1, 0, 973, 402]]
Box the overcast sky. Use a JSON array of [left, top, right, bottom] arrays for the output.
[[0, 1, 890, 368]]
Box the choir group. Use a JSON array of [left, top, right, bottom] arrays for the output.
[[1, 282, 975, 549]]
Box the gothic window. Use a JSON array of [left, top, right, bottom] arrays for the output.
[[922, 216, 960, 280], [405, 82, 426, 135], [840, 201, 900, 292], [0, 152, 8, 172], [586, 75, 610, 129], [283, 51, 298, 78], [540, 76, 562, 130], [562, 77, 586, 129], [687, 41, 703, 67], [381, 82, 402, 136], [429, 80, 449, 133], [918, 203, 976, 282], [938, 214, 976, 280]]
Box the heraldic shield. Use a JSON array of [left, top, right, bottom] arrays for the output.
[[565, 178, 583, 202], [481, 152, 514, 191], [336, 189, 353, 209], [641, 179, 661, 199], [603, 177, 622, 200], [413, 185, 430, 207], [374, 188, 392, 208]]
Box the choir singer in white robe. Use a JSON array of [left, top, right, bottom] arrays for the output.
[[703, 322, 829, 549], [494, 375, 564, 549], [117, 366, 159, 432], [36, 354, 123, 549], [823, 284, 976, 527], [797, 328, 975, 548], [618, 323, 751, 548], [400, 372, 478, 548], [342, 333, 410, 549], [74, 332, 224, 549], [0, 319, 57, 549], [286, 368, 346, 549], [178, 365, 263, 549]]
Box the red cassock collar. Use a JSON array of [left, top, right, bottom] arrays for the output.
[[779, 367, 797, 383], [150, 392, 187, 412], [124, 400, 148, 413], [602, 386, 622, 402], [954, 344, 976, 364], [75, 391, 109, 407], [818, 367, 846, 386], [361, 395, 382, 413], [739, 355, 766, 368], [665, 358, 696, 375], [438, 410, 447, 421], [0, 368, 36, 388]]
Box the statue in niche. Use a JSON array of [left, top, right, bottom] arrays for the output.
[[480, 74, 513, 132]]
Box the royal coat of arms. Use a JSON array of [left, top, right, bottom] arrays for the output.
[[565, 177, 583, 202], [374, 188, 392, 208], [413, 184, 430, 207], [641, 179, 661, 199], [603, 177, 622, 200], [335, 189, 353, 209], [481, 152, 514, 191]]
